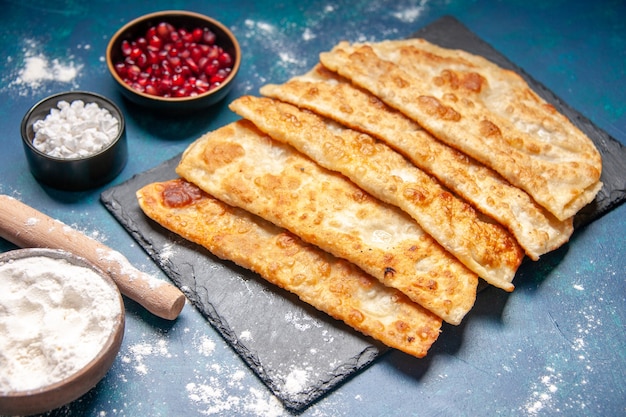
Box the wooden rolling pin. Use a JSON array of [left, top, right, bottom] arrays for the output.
[[0, 194, 185, 320]]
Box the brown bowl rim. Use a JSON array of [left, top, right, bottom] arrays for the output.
[[105, 10, 241, 103]]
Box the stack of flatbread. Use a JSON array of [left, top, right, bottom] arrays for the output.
[[137, 38, 602, 358]]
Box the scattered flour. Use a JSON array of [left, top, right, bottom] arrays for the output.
[[391, 0, 431, 23], [158, 242, 176, 263], [239, 330, 254, 342], [95, 247, 166, 290], [195, 334, 217, 357], [520, 298, 607, 415], [302, 27, 316, 41], [522, 367, 563, 415], [6, 38, 83, 96], [284, 310, 323, 332], [282, 367, 311, 395], [243, 19, 305, 69], [186, 382, 285, 417], [118, 329, 300, 416], [184, 331, 287, 417], [121, 338, 171, 376], [232, 2, 431, 93]]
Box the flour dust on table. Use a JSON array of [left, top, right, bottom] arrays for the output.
[[4, 38, 83, 97]]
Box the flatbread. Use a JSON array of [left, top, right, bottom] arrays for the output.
[[259, 65, 574, 260], [136, 179, 442, 358], [319, 39, 602, 221], [229, 95, 523, 290], [176, 120, 478, 325]]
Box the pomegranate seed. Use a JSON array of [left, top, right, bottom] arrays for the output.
[[207, 46, 220, 60], [158, 77, 173, 92], [156, 22, 173, 39], [218, 52, 232, 67], [136, 53, 148, 68], [192, 28, 203, 42], [182, 31, 194, 44], [195, 78, 210, 91], [129, 47, 142, 60], [121, 40, 132, 56], [197, 56, 209, 70], [168, 55, 181, 67], [185, 57, 200, 74], [171, 73, 185, 87], [210, 73, 225, 85], [145, 84, 159, 95], [202, 29, 216, 45], [114, 62, 127, 77], [148, 35, 162, 49], [147, 50, 159, 65], [131, 82, 145, 92], [115, 20, 235, 98], [204, 60, 219, 77], [127, 64, 141, 79], [190, 46, 203, 62], [170, 86, 187, 97], [179, 64, 192, 78]]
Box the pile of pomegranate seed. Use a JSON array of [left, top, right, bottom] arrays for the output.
[[113, 21, 235, 98]]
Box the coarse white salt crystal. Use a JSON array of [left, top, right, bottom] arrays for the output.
[[32, 99, 119, 159]]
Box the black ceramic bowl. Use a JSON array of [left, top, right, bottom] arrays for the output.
[[20, 91, 127, 191], [106, 10, 241, 112]]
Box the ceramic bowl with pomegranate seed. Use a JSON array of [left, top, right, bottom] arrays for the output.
[[106, 10, 241, 112]]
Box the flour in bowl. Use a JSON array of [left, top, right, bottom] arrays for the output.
[[0, 255, 122, 392]]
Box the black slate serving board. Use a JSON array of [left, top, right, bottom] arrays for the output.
[[101, 15, 626, 412]]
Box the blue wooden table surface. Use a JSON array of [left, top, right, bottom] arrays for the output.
[[1, 1, 624, 416]]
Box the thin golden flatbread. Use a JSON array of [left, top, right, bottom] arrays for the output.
[[136, 179, 442, 357], [319, 39, 602, 221], [260, 65, 574, 260], [230, 95, 523, 290], [176, 120, 478, 325]]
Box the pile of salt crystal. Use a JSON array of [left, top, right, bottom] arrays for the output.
[[32, 100, 120, 159]]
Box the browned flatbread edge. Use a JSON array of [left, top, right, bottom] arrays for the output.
[[137, 179, 442, 358]]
